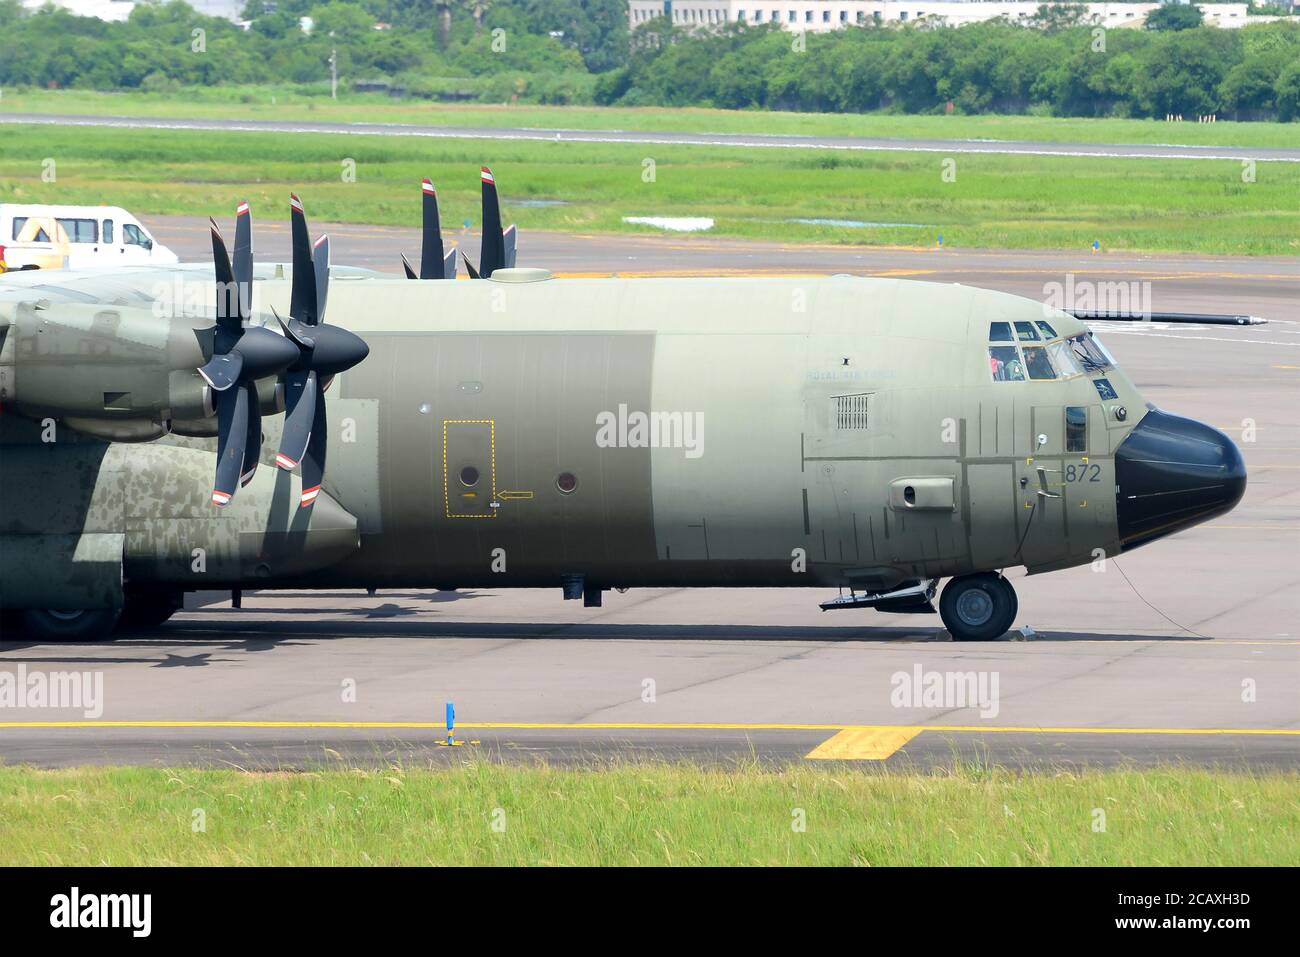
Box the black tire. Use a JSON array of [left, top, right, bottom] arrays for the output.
[[19, 608, 121, 642], [118, 588, 183, 629], [939, 573, 1017, 641]]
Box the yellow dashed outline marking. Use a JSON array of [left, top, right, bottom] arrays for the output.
[[442, 418, 496, 519]]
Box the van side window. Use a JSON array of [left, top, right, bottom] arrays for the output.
[[57, 218, 98, 244], [103, 219, 114, 244], [12, 217, 27, 241], [1065, 407, 1087, 452], [123, 223, 147, 247]]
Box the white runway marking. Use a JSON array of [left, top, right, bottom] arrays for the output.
[[4, 113, 1298, 162]]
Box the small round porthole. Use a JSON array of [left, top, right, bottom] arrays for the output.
[[556, 471, 578, 494], [459, 465, 480, 488]]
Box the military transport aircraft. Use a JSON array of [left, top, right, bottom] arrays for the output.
[[0, 167, 1247, 642]]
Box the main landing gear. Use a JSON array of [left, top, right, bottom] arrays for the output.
[[2, 588, 184, 643], [939, 573, 1018, 642], [14, 608, 121, 643]]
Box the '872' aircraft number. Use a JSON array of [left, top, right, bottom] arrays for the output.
[[1064, 463, 1102, 483]]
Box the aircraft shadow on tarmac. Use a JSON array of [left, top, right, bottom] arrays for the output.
[[0, 621, 1200, 654]]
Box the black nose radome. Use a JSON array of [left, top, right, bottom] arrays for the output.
[[1114, 408, 1247, 552]]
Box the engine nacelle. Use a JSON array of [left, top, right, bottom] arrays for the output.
[[0, 299, 211, 419], [0, 300, 287, 440]]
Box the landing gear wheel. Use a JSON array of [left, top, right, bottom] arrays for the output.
[[118, 588, 183, 630], [939, 573, 1017, 642], [19, 608, 121, 642]]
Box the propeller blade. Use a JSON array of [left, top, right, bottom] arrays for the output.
[[289, 194, 316, 323], [300, 386, 327, 507], [276, 368, 317, 470], [240, 391, 262, 488], [461, 251, 480, 280], [197, 351, 244, 391], [233, 201, 253, 324], [209, 220, 239, 333], [479, 166, 505, 279], [419, 178, 446, 280], [503, 223, 517, 270], [212, 382, 251, 506], [443, 247, 457, 279], [271, 306, 315, 350], [402, 254, 418, 280], [312, 235, 330, 325]]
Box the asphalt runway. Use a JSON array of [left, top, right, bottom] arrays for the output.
[[4, 112, 1298, 162], [1, 230, 1297, 770], [146, 214, 1299, 322]]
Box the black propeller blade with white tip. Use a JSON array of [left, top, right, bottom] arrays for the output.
[[276, 196, 370, 508], [478, 166, 507, 278], [201, 205, 298, 507], [403, 178, 456, 280]]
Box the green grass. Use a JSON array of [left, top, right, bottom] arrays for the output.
[[1, 762, 1295, 865], [2, 122, 1297, 255], [5, 86, 1300, 149]]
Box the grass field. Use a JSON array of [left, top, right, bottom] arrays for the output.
[[1, 762, 1295, 866], [2, 123, 1298, 255], [5, 87, 1300, 149]]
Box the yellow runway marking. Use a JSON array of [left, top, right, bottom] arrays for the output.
[[0, 721, 1296, 735], [806, 727, 920, 760]]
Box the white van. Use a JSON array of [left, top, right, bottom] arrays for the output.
[[0, 204, 179, 272]]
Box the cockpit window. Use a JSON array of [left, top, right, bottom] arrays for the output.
[[1093, 377, 1119, 400], [989, 346, 1025, 381], [1022, 346, 1056, 380], [1091, 334, 1117, 366], [988, 322, 1013, 342], [1036, 320, 1058, 338], [1014, 321, 1040, 342], [1069, 333, 1112, 372], [1047, 340, 1083, 378]]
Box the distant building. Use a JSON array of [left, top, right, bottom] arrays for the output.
[[628, 1, 1255, 30], [20, 0, 248, 23]]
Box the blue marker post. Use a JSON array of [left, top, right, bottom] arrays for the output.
[[937, 234, 943, 249], [445, 701, 456, 746], [1092, 240, 1100, 254]]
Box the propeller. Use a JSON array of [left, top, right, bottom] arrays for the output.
[[199, 203, 299, 507], [274, 194, 370, 508], [474, 166, 517, 279], [402, 179, 457, 280]]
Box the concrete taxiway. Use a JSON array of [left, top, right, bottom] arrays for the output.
[[4, 112, 1299, 162], [0, 235, 1297, 770]]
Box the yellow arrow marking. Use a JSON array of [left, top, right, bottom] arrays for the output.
[[805, 727, 921, 760]]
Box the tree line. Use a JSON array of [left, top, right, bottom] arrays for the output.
[[0, 0, 1296, 120]]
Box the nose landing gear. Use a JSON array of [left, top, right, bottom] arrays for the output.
[[939, 573, 1018, 642]]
